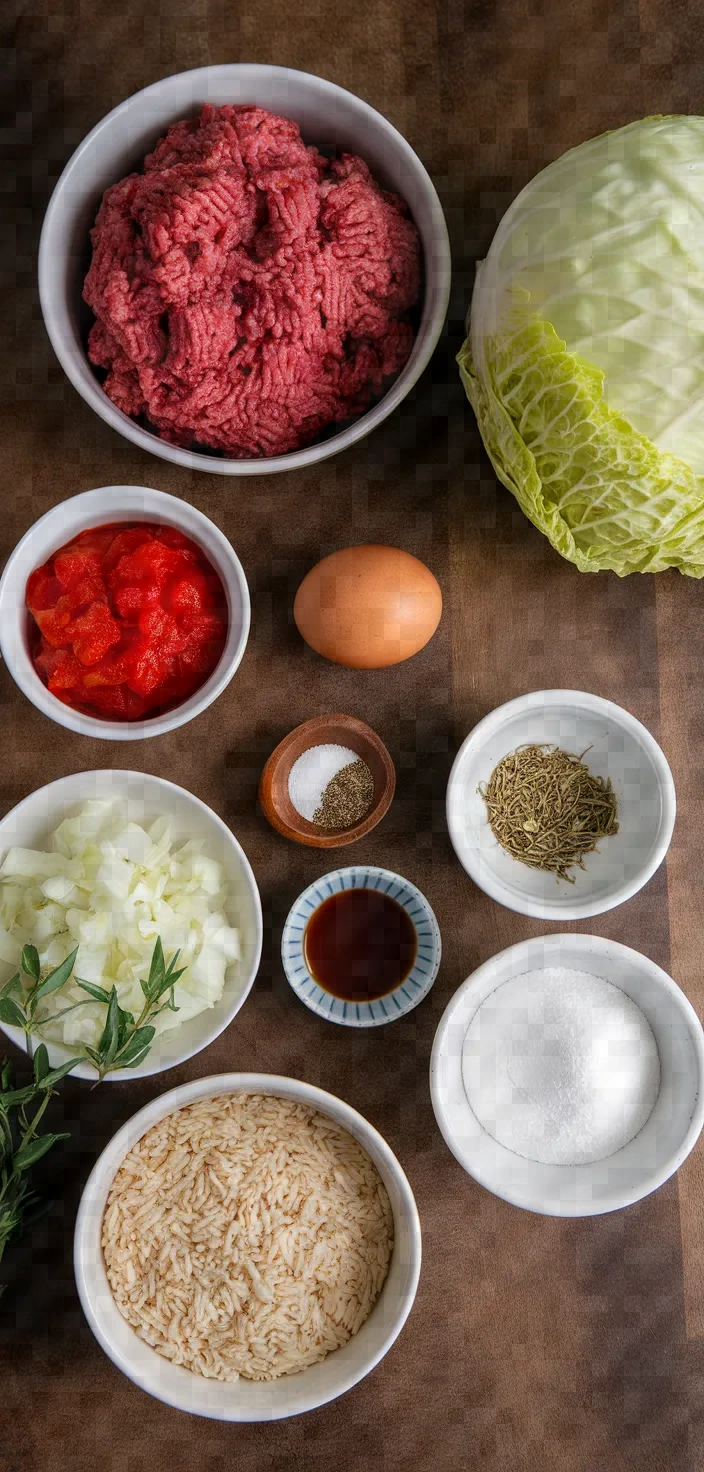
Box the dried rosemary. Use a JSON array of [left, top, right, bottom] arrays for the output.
[[479, 743, 619, 882], [313, 759, 375, 830]]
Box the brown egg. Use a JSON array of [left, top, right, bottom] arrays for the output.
[[294, 545, 442, 669]]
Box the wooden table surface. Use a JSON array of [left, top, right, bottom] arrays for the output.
[[4, 3, 704, 1469]]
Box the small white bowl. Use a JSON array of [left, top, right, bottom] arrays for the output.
[[281, 866, 441, 1027], [446, 689, 676, 921], [38, 64, 451, 475], [430, 933, 704, 1217], [0, 485, 250, 740], [0, 770, 262, 1081], [74, 1072, 422, 1420]]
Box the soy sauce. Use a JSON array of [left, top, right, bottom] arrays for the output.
[[304, 888, 417, 1002]]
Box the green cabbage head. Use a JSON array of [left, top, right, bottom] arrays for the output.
[[460, 116, 704, 575]]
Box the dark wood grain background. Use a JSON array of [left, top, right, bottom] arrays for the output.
[[3, 2, 704, 1468]]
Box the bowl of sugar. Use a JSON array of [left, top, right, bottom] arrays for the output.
[[430, 933, 704, 1216]]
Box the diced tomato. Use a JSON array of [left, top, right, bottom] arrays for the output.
[[166, 572, 209, 618], [31, 603, 73, 648], [53, 548, 105, 592], [126, 643, 169, 696], [156, 526, 195, 552], [109, 539, 184, 590], [101, 527, 153, 573], [112, 582, 153, 620], [65, 574, 107, 612], [184, 611, 228, 645], [26, 567, 63, 612], [81, 682, 132, 718], [35, 647, 84, 691], [26, 520, 228, 721], [137, 605, 188, 658], [83, 649, 133, 687], [71, 602, 123, 666]]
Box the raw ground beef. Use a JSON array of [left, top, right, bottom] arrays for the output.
[[83, 104, 422, 458]]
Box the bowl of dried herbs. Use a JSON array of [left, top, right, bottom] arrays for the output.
[[446, 690, 676, 920]]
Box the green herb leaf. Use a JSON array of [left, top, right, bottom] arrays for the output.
[[1, 1060, 12, 1091], [21, 946, 41, 983], [145, 937, 165, 1000], [97, 988, 122, 1069], [0, 973, 22, 1002], [75, 979, 112, 1005], [13, 1133, 70, 1173], [0, 997, 27, 1029], [114, 1045, 152, 1072], [149, 970, 186, 1007], [31, 948, 79, 1005], [33, 1045, 49, 1084], [114, 1026, 156, 1067], [38, 1059, 84, 1089], [0, 1085, 38, 1110]]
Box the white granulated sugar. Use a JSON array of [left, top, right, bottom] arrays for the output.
[[461, 967, 661, 1166], [288, 744, 359, 821]]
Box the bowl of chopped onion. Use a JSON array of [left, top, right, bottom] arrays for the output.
[[0, 769, 262, 1080]]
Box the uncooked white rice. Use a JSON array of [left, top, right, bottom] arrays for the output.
[[102, 1093, 394, 1382]]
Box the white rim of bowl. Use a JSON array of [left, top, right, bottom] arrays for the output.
[[74, 1072, 422, 1419], [429, 933, 704, 1217], [446, 688, 677, 920], [0, 771, 263, 1079], [38, 64, 452, 476], [0, 485, 251, 739], [281, 865, 441, 1027]]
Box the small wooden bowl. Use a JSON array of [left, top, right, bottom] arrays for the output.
[[258, 714, 396, 849]]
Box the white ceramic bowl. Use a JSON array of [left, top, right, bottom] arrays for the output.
[[430, 933, 704, 1217], [446, 689, 676, 921], [38, 64, 451, 475], [281, 865, 441, 1027], [0, 770, 262, 1081], [0, 485, 250, 740], [74, 1072, 421, 1419]]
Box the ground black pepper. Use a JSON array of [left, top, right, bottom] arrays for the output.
[[313, 759, 375, 830]]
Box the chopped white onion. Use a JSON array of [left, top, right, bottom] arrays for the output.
[[0, 801, 240, 1049]]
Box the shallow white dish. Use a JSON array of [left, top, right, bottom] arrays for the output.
[[0, 484, 250, 740], [281, 865, 441, 1027], [446, 689, 676, 921], [0, 770, 262, 1080], [430, 933, 704, 1217], [38, 63, 451, 475], [74, 1072, 422, 1420]]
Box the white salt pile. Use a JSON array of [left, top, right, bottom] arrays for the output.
[[461, 967, 660, 1166], [288, 743, 359, 822]]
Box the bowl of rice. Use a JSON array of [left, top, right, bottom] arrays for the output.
[[75, 1074, 421, 1419]]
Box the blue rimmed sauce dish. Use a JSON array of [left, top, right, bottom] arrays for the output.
[[281, 866, 441, 1028]]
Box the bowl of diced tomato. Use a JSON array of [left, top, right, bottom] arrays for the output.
[[0, 485, 250, 739]]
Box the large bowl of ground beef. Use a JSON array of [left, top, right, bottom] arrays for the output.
[[39, 66, 451, 475]]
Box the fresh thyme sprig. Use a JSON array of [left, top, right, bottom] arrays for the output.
[[0, 936, 187, 1294], [78, 938, 186, 1083], [0, 1046, 82, 1295], [0, 936, 185, 1081], [0, 945, 81, 1060]]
